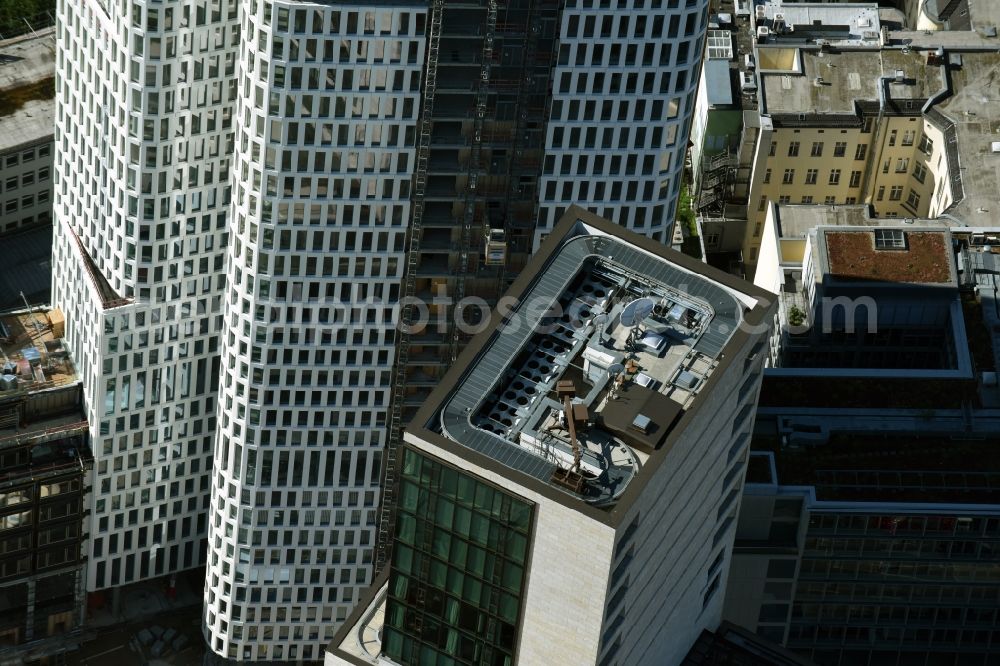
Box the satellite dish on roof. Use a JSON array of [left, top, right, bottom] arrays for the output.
[[619, 297, 655, 328], [609, 363, 626, 376]]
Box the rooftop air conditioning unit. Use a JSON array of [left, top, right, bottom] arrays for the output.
[[857, 17, 871, 28], [894, 69, 905, 82], [814, 76, 824, 86], [757, 25, 770, 41]]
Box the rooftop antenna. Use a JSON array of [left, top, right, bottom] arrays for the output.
[[608, 362, 625, 400], [556, 380, 581, 474], [19, 291, 44, 340], [592, 311, 609, 345]]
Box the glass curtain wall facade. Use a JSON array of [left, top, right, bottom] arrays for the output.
[[784, 511, 1000, 666], [383, 447, 533, 666]]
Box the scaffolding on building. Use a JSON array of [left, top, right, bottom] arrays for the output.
[[375, 0, 445, 574], [451, 0, 498, 364], [376, 0, 558, 574]]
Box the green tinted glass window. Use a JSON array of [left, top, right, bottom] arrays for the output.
[[393, 574, 409, 598], [450, 537, 467, 563], [509, 503, 531, 532], [445, 628, 460, 655], [432, 529, 450, 559], [490, 492, 504, 517], [401, 449, 420, 478], [397, 514, 416, 545], [457, 476, 475, 505], [446, 568, 464, 596], [387, 603, 406, 628], [384, 448, 534, 666], [395, 544, 414, 572], [440, 469, 458, 498], [470, 512, 490, 545], [501, 564, 523, 592], [454, 506, 471, 538], [435, 497, 454, 526], [498, 593, 518, 623], [467, 547, 486, 577], [400, 480, 420, 511], [421, 460, 434, 485], [506, 532, 527, 564], [444, 597, 460, 624], [384, 628, 404, 655], [462, 576, 482, 603], [430, 559, 448, 587], [474, 484, 490, 510]]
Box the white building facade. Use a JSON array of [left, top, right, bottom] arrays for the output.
[[53, 0, 711, 661], [52, 0, 235, 592], [201, 1, 425, 661], [537, 0, 710, 246], [52, 0, 423, 660]]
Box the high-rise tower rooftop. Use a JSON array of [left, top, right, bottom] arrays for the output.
[[428, 207, 765, 510], [328, 207, 776, 666]]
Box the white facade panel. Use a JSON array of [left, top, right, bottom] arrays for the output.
[[52, 0, 233, 592], [200, 1, 427, 661], [537, 0, 710, 247]]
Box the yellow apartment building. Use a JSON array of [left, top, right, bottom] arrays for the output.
[[741, 45, 960, 272]]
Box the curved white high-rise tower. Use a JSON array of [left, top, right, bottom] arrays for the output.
[[537, 0, 710, 246], [52, 0, 235, 591], [201, 1, 425, 661], [53, 0, 710, 660]]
